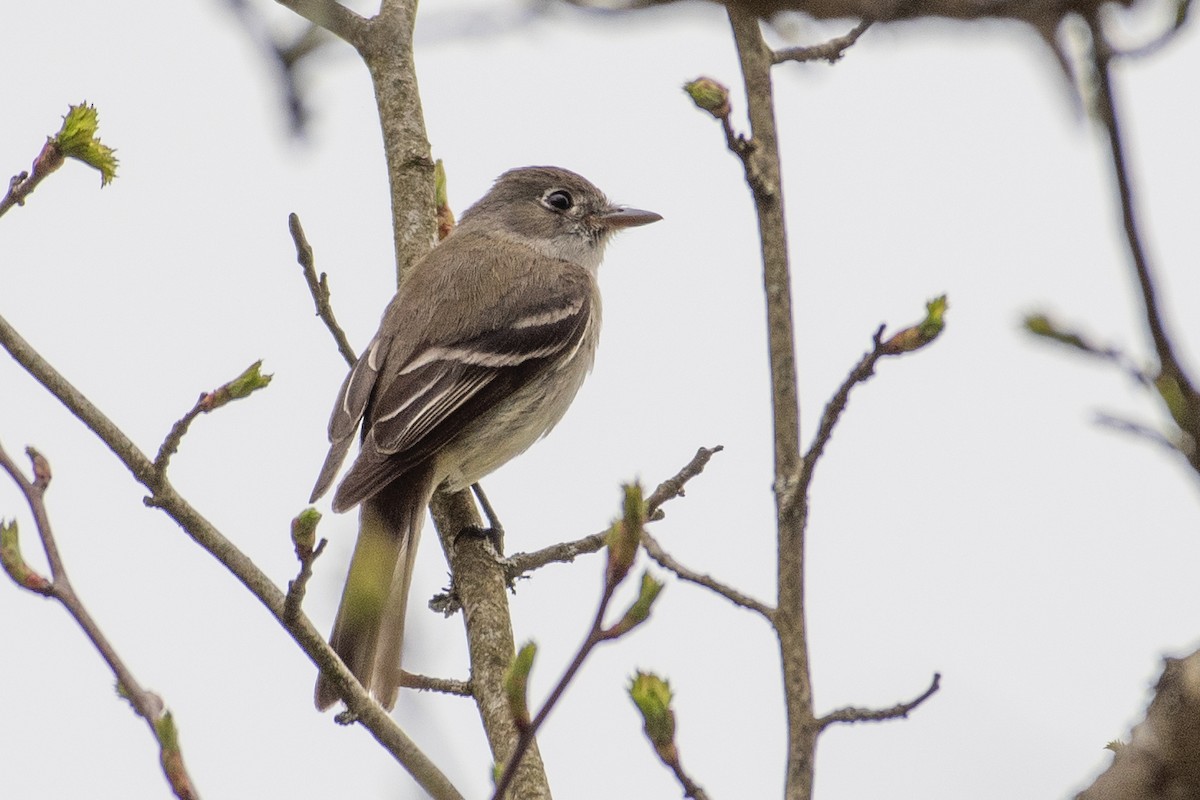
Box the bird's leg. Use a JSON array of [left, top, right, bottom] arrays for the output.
[[457, 482, 504, 555]]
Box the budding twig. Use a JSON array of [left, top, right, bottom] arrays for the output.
[[0, 441, 199, 800]]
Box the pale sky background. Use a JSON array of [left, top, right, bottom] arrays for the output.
[[3, 1, 1199, 799]]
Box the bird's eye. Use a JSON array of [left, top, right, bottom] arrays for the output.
[[543, 190, 574, 211]]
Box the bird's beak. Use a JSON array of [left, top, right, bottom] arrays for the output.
[[595, 206, 663, 230]]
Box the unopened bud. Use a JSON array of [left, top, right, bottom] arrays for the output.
[[200, 360, 273, 411], [606, 483, 646, 587], [1023, 313, 1089, 351], [0, 520, 51, 593], [629, 671, 678, 764], [609, 572, 664, 637], [683, 77, 731, 119], [291, 509, 321, 559], [882, 295, 948, 355]]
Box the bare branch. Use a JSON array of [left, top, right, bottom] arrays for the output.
[[646, 445, 724, 519], [1094, 413, 1189, 456], [155, 404, 206, 476], [505, 530, 609, 578], [724, 15, 818, 798], [641, 528, 774, 620], [399, 671, 473, 697], [818, 672, 941, 730], [273, 0, 368, 50], [772, 19, 872, 64], [289, 213, 358, 368], [430, 488, 548, 797], [800, 326, 887, 496], [0, 442, 200, 800]]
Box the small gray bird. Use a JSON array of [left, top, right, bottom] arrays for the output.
[[310, 166, 661, 710]]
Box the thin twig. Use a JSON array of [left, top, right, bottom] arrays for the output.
[[1094, 412, 1186, 455], [289, 213, 358, 368], [1087, 15, 1200, 468], [505, 445, 725, 579], [668, 759, 711, 800], [641, 529, 774, 621], [646, 445, 724, 519], [0, 442, 200, 799], [154, 361, 273, 476], [818, 672, 941, 730], [799, 326, 887, 498], [399, 671, 473, 696], [773, 19, 873, 65], [505, 530, 609, 578], [0, 141, 65, 219], [284, 537, 327, 624], [154, 403, 206, 475], [223, 1, 326, 133]]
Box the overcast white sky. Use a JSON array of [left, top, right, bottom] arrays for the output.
[[3, 1, 1199, 798]]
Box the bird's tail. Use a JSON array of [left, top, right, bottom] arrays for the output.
[[315, 466, 436, 711]]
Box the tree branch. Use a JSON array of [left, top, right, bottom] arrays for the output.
[[641, 528, 774, 620], [429, 489, 550, 798], [1086, 14, 1200, 471], [272, 0, 368, 50], [726, 12, 816, 799], [818, 672, 941, 730], [0, 443, 200, 800], [772, 19, 872, 65], [645, 445, 724, 519], [399, 671, 473, 697], [799, 327, 887, 496], [289, 212, 357, 368]]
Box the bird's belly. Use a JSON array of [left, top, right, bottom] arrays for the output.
[[440, 360, 590, 492]]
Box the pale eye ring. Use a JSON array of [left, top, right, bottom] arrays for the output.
[[543, 190, 574, 211]]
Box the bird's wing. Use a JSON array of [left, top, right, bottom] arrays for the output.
[[328, 263, 595, 512]]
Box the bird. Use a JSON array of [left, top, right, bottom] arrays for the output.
[[310, 166, 661, 710]]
